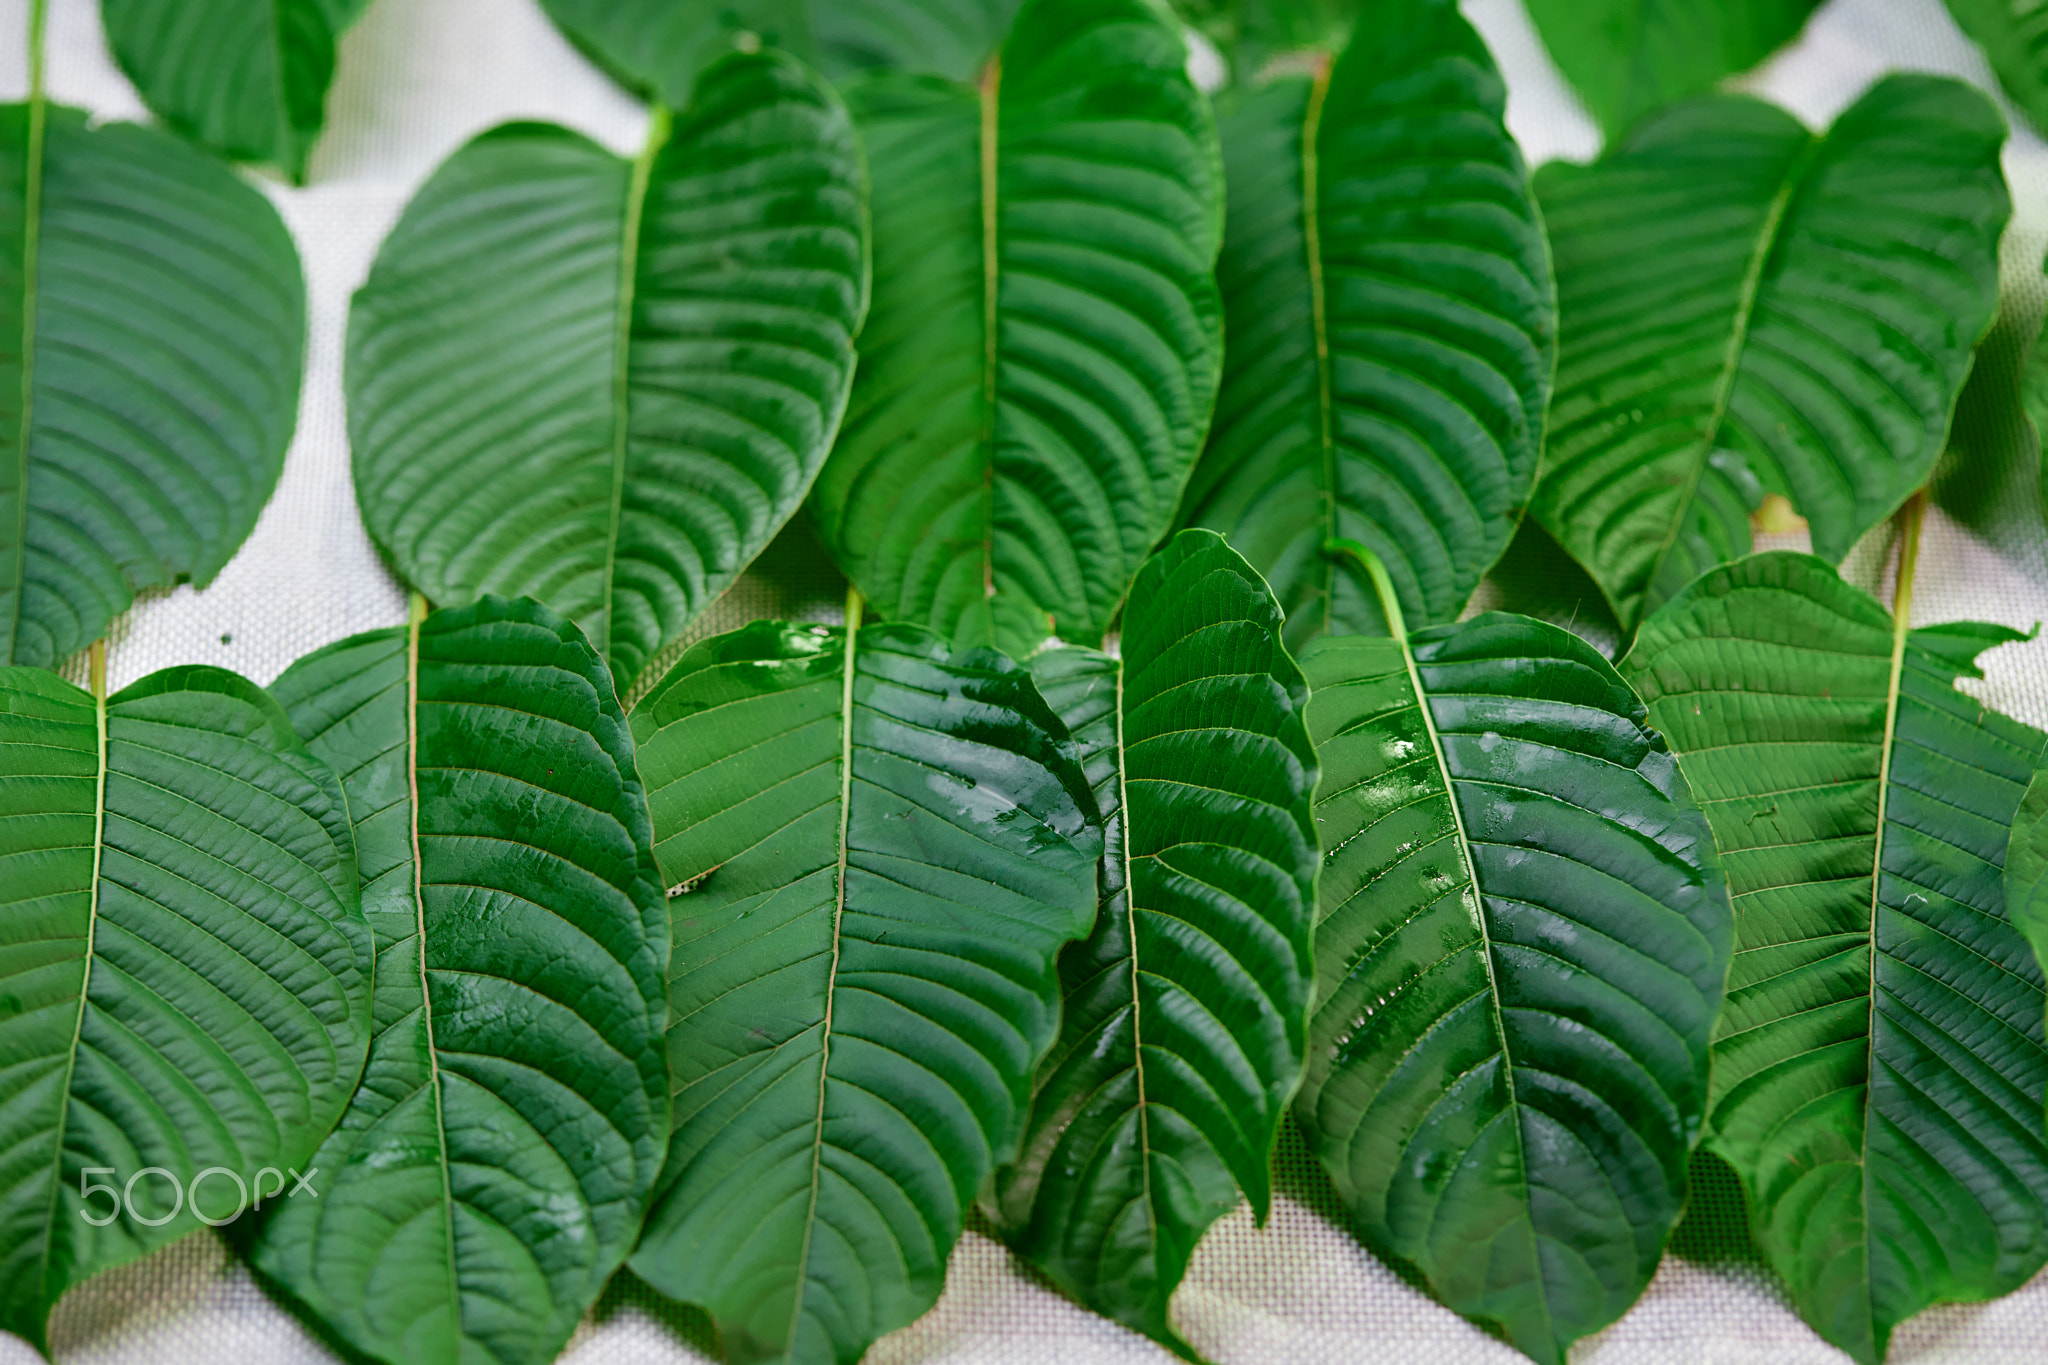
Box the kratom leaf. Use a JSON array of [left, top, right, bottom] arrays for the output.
[[0, 661, 370, 1351], [248, 596, 670, 1365], [1624, 550, 2048, 1364], [1523, 0, 1823, 136], [625, 599, 1101, 1365], [993, 529, 1319, 1350], [1943, 0, 2048, 136], [1179, 0, 1553, 650], [97, 0, 370, 180], [347, 51, 867, 694], [810, 0, 1224, 658], [0, 103, 305, 669], [539, 0, 1020, 108], [1531, 76, 2006, 631], [1294, 543, 1729, 1365]]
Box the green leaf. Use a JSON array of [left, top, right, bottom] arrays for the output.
[[1293, 544, 1729, 1365], [0, 661, 370, 1350], [1943, 0, 2048, 136], [1531, 76, 2007, 632], [993, 528, 1320, 1350], [247, 596, 671, 1365], [538, 0, 1021, 108], [97, 0, 370, 180], [346, 51, 868, 694], [810, 0, 1224, 657], [1623, 551, 2048, 1364], [0, 103, 306, 669], [1178, 0, 1553, 651], [624, 598, 1102, 1365], [1523, 0, 1823, 136]]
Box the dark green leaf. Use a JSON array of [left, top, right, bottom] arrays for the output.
[[98, 0, 370, 180], [0, 104, 306, 669], [625, 602, 1101, 1365], [2012, 766, 2048, 1067], [347, 52, 868, 693], [1532, 77, 2006, 631], [994, 528, 1319, 1350], [1295, 545, 1728, 1365], [1179, 0, 1553, 650], [810, 0, 1224, 657], [248, 596, 671, 1365], [0, 662, 370, 1350], [538, 0, 1020, 108], [1624, 551, 2048, 1364], [1943, 0, 2048, 136], [1524, 0, 1823, 136]]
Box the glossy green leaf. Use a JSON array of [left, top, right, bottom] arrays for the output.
[[1531, 76, 2006, 631], [810, 0, 1224, 657], [0, 662, 370, 1350], [1524, 0, 1822, 136], [247, 596, 670, 1365], [0, 103, 306, 669], [1179, 0, 1553, 650], [539, 0, 1020, 108], [1294, 546, 1728, 1365], [347, 51, 868, 694], [1624, 551, 2048, 1364], [625, 601, 1101, 1365], [1943, 0, 2048, 136], [98, 0, 370, 180], [993, 528, 1319, 1350]]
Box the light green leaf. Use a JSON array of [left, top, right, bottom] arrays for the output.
[[1624, 550, 2048, 1364], [97, 0, 370, 180], [347, 51, 868, 694], [0, 661, 370, 1350], [248, 596, 671, 1365], [0, 103, 306, 669], [993, 528, 1319, 1350], [1532, 76, 2006, 631], [1943, 0, 2048, 136], [1179, 0, 1553, 650], [538, 0, 1020, 108], [1295, 545, 1728, 1365], [810, 0, 1224, 657], [624, 598, 1101, 1365], [1524, 0, 1823, 136]]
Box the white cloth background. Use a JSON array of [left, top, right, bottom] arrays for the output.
[[5, 0, 2048, 1362]]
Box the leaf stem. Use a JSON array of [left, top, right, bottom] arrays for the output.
[[10, 0, 47, 662], [1326, 536, 1408, 640], [1303, 53, 1336, 634], [977, 56, 1002, 607]]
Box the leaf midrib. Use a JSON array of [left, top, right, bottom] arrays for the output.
[[598, 106, 672, 667], [784, 584, 862, 1361], [1110, 644, 1157, 1263], [1635, 133, 1821, 624], [1341, 537, 1558, 1352], [405, 593, 462, 1347], [976, 57, 1002, 614], [1858, 495, 1923, 1352], [1302, 54, 1336, 636], [33, 642, 104, 1319], [7, 0, 46, 665]]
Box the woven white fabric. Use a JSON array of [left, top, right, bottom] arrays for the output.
[[5, 0, 2048, 1362]]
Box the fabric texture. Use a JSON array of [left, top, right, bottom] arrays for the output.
[[4, 0, 2048, 1361]]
